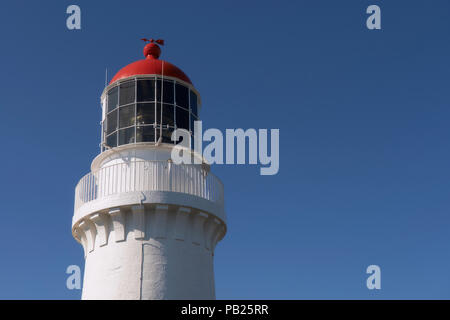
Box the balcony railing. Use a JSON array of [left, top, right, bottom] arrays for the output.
[[74, 160, 224, 211]]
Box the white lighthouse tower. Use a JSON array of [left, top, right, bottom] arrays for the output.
[[72, 39, 226, 300]]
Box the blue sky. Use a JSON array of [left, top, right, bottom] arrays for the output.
[[0, 0, 449, 299]]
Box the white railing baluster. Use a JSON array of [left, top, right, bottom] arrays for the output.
[[74, 160, 224, 211]]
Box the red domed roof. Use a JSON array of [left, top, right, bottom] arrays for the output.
[[109, 41, 192, 85]]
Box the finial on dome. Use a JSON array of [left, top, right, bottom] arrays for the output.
[[141, 38, 164, 59]]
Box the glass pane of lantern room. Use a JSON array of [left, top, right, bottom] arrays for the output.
[[176, 107, 189, 131], [162, 104, 174, 127], [157, 128, 175, 144], [190, 91, 198, 117], [156, 104, 174, 127], [157, 80, 174, 104], [106, 109, 118, 135], [106, 132, 117, 148], [118, 127, 135, 145], [137, 79, 155, 102], [136, 103, 155, 125], [175, 83, 189, 109], [107, 86, 118, 112], [119, 81, 135, 105], [190, 114, 196, 134], [119, 104, 136, 128], [136, 126, 155, 143], [156, 103, 161, 125]]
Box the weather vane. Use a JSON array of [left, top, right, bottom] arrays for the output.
[[141, 38, 164, 45]]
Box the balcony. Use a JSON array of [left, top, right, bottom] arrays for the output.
[[73, 160, 225, 223]]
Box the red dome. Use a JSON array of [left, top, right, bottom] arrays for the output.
[[110, 56, 192, 85]]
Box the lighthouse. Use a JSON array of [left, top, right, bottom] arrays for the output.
[[71, 39, 227, 300]]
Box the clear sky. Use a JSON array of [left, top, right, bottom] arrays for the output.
[[0, 0, 449, 299]]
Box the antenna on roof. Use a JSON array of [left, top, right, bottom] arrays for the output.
[[105, 68, 108, 87]]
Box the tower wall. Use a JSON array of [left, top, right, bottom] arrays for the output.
[[77, 204, 225, 299]]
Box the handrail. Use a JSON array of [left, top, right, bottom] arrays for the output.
[[74, 160, 224, 211]]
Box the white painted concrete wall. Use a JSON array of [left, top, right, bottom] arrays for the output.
[[73, 146, 226, 300], [91, 144, 205, 171], [78, 205, 224, 300]]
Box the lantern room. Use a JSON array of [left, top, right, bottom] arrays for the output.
[[100, 40, 201, 152]]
